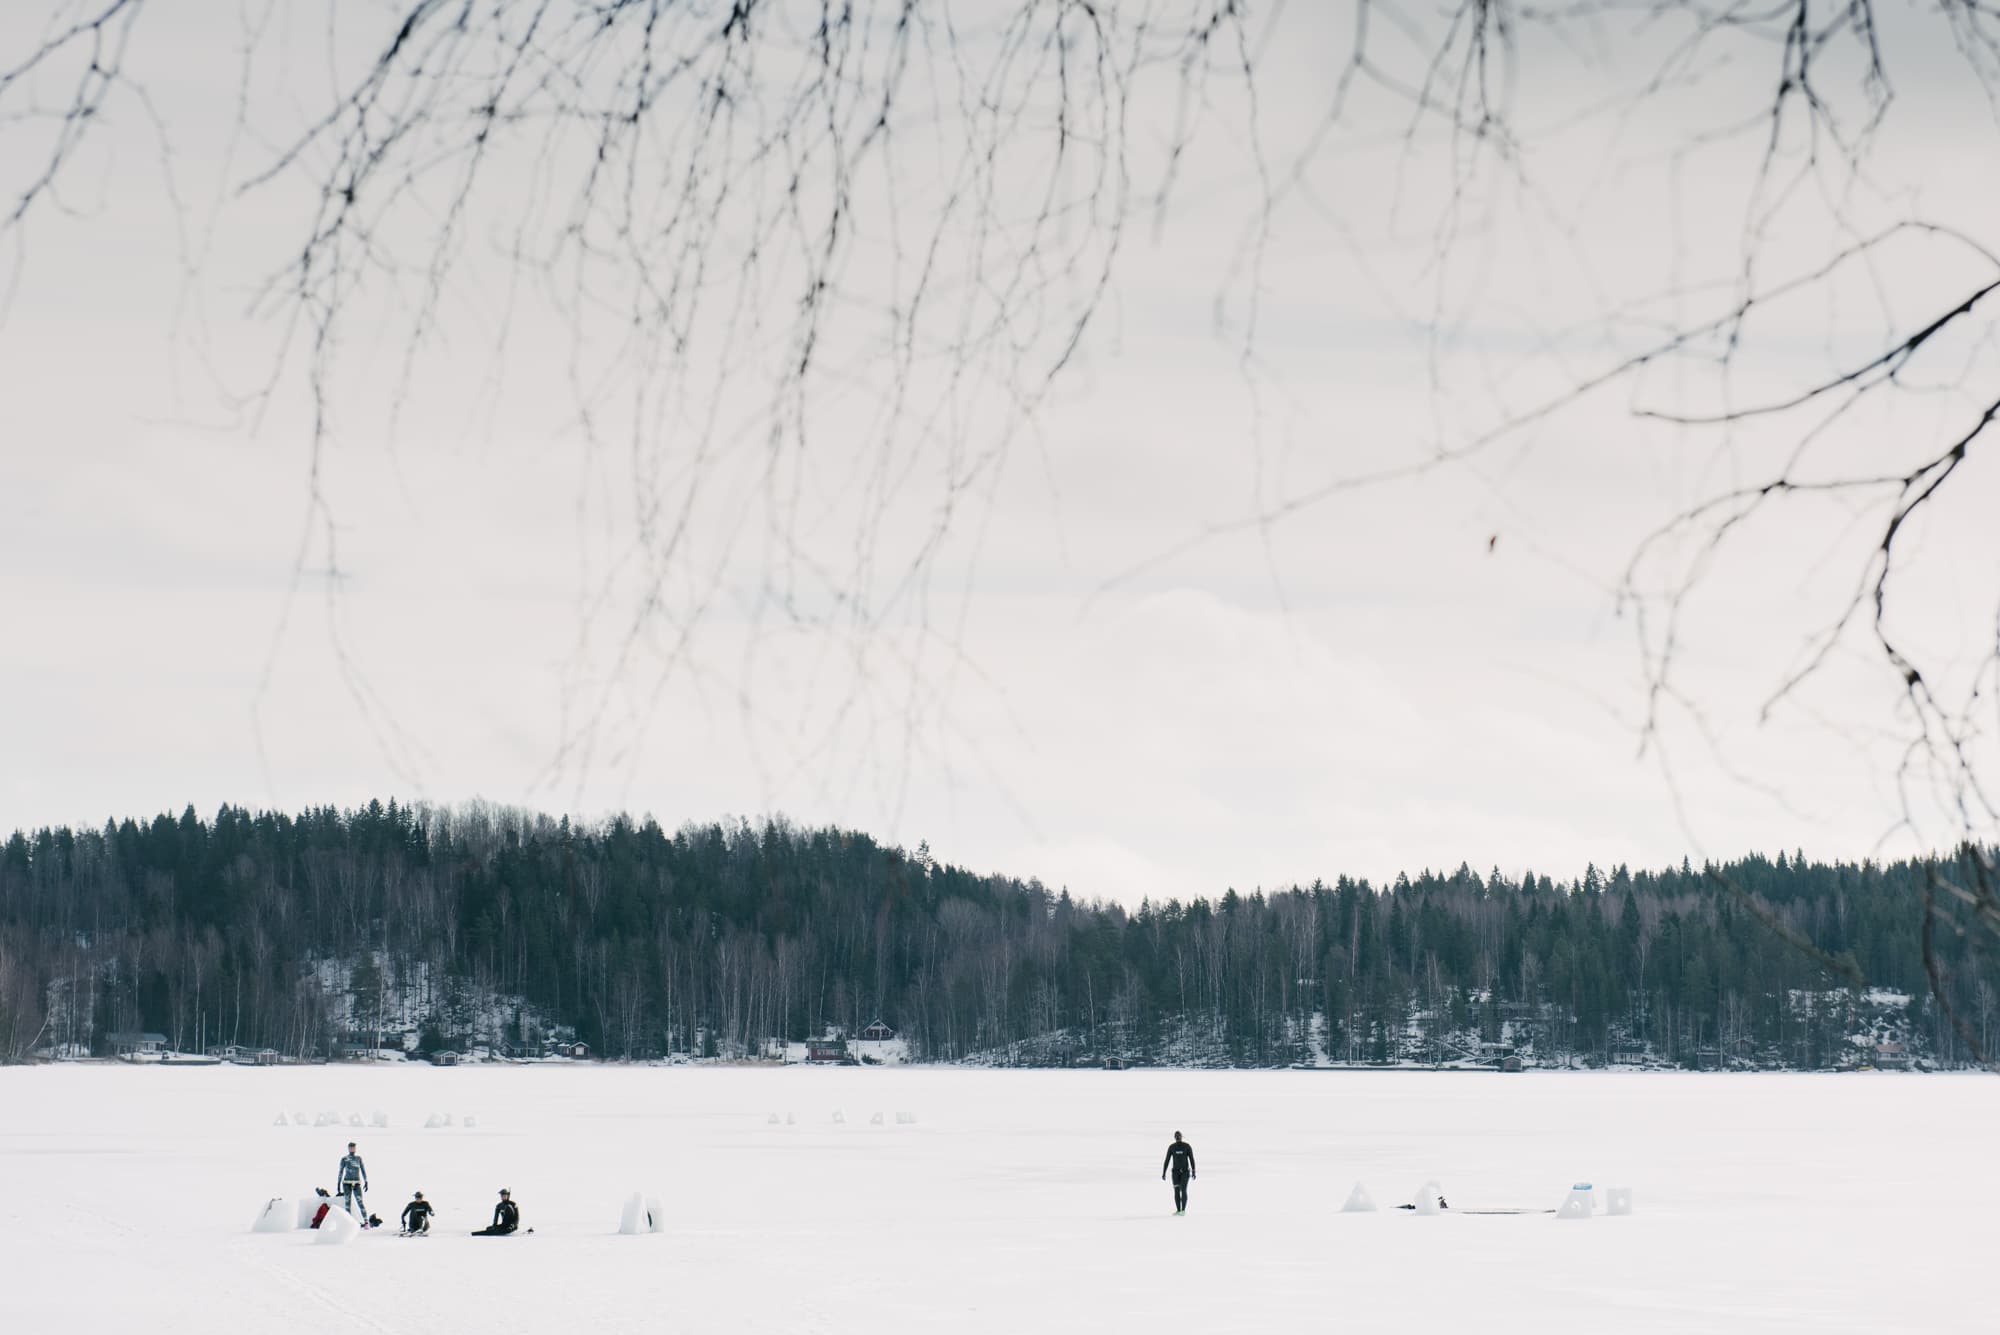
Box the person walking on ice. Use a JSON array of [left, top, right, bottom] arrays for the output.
[[399, 1190, 435, 1236], [472, 1188, 521, 1236], [1162, 1131, 1196, 1215], [337, 1141, 370, 1227]]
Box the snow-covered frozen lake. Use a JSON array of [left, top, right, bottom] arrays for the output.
[[2, 1066, 1991, 1333]]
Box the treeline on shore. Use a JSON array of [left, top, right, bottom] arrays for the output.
[[0, 801, 1995, 1067]]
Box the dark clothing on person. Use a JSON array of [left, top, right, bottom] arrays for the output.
[[472, 1199, 520, 1236], [401, 1199, 434, 1233], [1163, 1139, 1196, 1213]]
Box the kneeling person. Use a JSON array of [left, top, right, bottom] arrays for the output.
[[472, 1188, 519, 1236], [400, 1191, 435, 1236]]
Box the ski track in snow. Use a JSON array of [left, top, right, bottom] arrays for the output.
[[1, 1065, 1994, 1333]]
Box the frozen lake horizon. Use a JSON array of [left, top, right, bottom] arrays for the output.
[[2, 1065, 1991, 1332]]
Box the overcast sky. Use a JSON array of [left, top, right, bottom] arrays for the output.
[[2, 1, 1996, 903]]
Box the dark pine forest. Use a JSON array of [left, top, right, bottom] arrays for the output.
[[1, 802, 1995, 1067]]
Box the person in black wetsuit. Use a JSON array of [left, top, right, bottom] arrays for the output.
[[400, 1191, 435, 1235], [1161, 1131, 1196, 1215], [472, 1188, 520, 1236]]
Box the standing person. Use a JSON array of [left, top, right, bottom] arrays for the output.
[[399, 1191, 435, 1236], [336, 1141, 370, 1227], [472, 1188, 520, 1236], [1161, 1131, 1196, 1215]]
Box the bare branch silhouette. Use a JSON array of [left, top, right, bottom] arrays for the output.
[[5, 0, 2000, 1021]]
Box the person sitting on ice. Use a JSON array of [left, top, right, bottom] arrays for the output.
[[472, 1188, 520, 1236], [336, 1141, 370, 1227], [400, 1191, 434, 1235]]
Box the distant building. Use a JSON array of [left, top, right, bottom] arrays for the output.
[[1873, 1041, 1911, 1070], [1102, 1056, 1128, 1070], [201, 1043, 280, 1065], [1610, 1044, 1648, 1066], [861, 1020, 896, 1042], [107, 1032, 167, 1058], [432, 1051, 460, 1067], [806, 1039, 847, 1064]]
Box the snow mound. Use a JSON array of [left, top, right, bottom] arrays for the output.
[[314, 1207, 358, 1245], [1412, 1180, 1444, 1216], [1606, 1186, 1634, 1216], [1340, 1182, 1377, 1213], [832, 1110, 845, 1124], [251, 1198, 294, 1233], [618, 1192, 666, 1235], [272, 1112, 289, 1127], [614, 1193, 669, 1234], [1556, 1184, 1594, 1220]]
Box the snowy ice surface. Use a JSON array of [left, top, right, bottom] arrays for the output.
[[0, 1066, 1993, 1333]]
